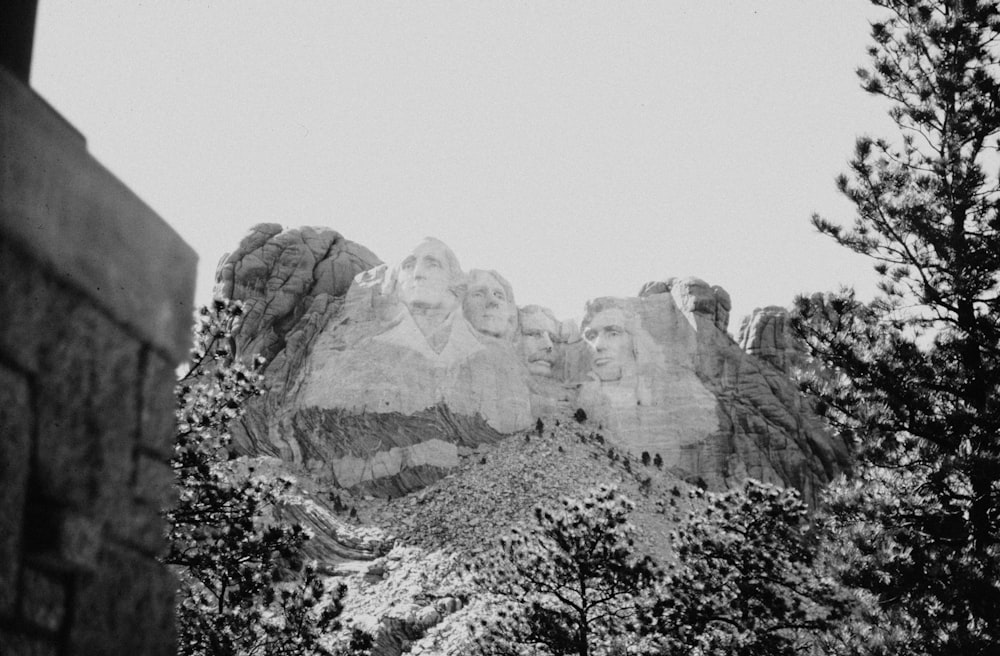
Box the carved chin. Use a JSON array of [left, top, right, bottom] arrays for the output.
[[593, 362, 622, 382], [475, 316, 506, 334], [405, 292, 456, 311]]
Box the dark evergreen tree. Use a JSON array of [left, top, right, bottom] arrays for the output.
[[792, 2, 1000, 652], [645, 482, 854, 656], [471, 485, 660, 656]]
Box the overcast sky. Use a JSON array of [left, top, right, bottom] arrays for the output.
[[31, 1, 892, 330]]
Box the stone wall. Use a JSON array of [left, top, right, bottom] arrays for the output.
[[0, 67, 196, 654]]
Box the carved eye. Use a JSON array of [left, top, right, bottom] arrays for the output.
[[424, 257, 441, 269], [584, 329, 597, 341], [401, 257, 415, 270]]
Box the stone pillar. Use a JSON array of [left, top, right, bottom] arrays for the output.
[[0, 66, 196, 655], [0, 0, 38, 83]]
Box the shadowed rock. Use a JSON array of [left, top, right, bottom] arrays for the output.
[[214, 223, 381, 364]]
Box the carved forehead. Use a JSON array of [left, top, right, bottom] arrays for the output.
[[519, 305, 559, 332], [467, 269, 513, 296], [405, 238, 461, 272], [585, 307, 631, 330]]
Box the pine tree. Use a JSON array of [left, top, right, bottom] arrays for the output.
[[792, 2, 1000, 652], [645, 482, 854, 656], [168, 300, 346, 656], [471, 485, 660, 656]]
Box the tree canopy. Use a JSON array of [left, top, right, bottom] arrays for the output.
[[793, 1, 1000, 652]]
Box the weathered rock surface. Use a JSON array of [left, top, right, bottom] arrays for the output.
[[637, 279, 847, 501], [296, 262, 531, 434], [223, 230, 534, 497], [573, 292, 720, 475], [218, 225, 847, 505], [214, 223, 381, 364], [737, 305, 798, 372], [222, 456, 390, 565]]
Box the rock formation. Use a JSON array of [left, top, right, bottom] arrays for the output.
[[217, 225, 848, 504], [737, 305, 799, 372], [296, 240, 532, 433], [573, 293, 721, 476], [635, 280, 846, 500], [214, 223, 381, 364]]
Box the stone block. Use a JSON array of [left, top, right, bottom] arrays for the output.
[[0, 240, 73, 374], [117, 452, 173, 556], [34, 302, 141, 514], [0, 67, 197, 361], [33, 302, 102, 507], [0, 630, 59, 656], [89, 318, 141, 521], [140, 350, 179, 454], [68, 544, 176, 656], [0, 365, 31, 615], [21, 567, 67, 632], [110, 499, 168, 557], [33, 403, 94, 508], [23, 506, 101, 574], [57, 513, 102, 572], [134, 452, 176, 508]]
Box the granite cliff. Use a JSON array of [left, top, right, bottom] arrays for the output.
[[216, 224, 847, 503]]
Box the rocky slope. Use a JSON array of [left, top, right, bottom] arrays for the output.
[[277, 411, 701, 656]]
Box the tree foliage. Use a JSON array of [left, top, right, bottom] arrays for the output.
[[647, 481, 854, 656], [167, 300, 347, 656], [471, 481, 852, 656], [471, 485, 659, 656], [793, 1, 1000, 652]]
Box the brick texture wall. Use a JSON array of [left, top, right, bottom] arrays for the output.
[[0, 67, 196, 655]]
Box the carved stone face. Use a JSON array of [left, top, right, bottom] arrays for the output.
[[398, 240, 458, 311], [519, 309, 560, 377], [583, 308, 634, 382], [464, 270, 516, 339]]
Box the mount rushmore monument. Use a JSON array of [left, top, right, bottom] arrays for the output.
[[216, 224, 848, 502]]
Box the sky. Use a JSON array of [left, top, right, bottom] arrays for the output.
[[30, 1, 894, 331]]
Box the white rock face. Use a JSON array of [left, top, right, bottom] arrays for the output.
[[574, 293, 720, 468], [329, 439, 459, 490], [296, 241, 533, 435], [218, 226, 848, 501]]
